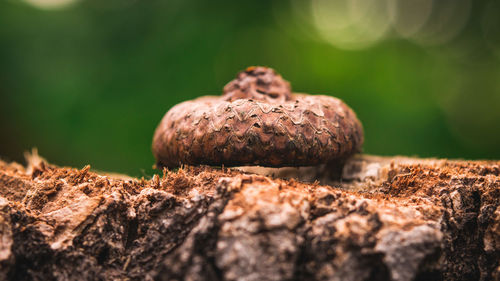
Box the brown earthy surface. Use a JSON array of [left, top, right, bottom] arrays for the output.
[[0, 154, 499, 280], [152, 67, 363, 168]]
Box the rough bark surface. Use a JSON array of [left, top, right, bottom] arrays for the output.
[[0, 154, 499, 281]]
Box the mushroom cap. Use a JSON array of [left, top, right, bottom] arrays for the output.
[[222, 66, 292, 103], [153, 66, 364, 168]]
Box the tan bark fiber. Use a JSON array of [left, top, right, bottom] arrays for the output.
[[0, 154, 498, 280]]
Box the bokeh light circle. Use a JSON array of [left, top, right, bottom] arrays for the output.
[[387, 0, 434, 38], [409, 0, 471, 46], [22, 0, 79, 10], [310, 0, 391, 50]]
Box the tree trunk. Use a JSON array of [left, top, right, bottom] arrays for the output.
[[0, 154, 498, 281]]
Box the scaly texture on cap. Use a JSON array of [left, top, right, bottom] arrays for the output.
[[153, 66, 364, 168], [222, 66, 292, 103]]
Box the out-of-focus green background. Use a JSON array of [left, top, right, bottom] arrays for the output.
[[1, 0, 499, 176]]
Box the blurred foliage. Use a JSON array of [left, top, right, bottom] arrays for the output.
[[0, 0, 499, 176]]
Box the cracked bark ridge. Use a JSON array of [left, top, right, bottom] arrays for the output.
[[152, 66, 364, 168], [0, 155, 499, 280]]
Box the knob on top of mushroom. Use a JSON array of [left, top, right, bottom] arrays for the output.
[[153, 66, 364, 168]]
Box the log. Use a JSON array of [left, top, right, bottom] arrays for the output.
[[0, 154, 498, 281]]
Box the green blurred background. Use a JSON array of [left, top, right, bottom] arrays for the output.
[[1, 0, 499, 176]]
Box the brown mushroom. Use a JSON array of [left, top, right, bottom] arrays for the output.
[[153, 66, 364, 168]]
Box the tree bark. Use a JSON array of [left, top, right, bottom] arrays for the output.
[[0, 154, 498, 281]]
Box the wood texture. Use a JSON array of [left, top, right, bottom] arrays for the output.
[[0, 155, 498, 280]]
